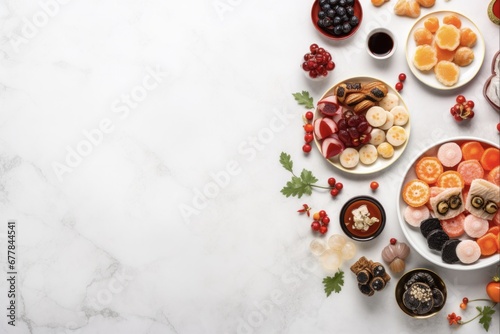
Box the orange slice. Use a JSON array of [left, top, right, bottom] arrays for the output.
[[453, 46, 474, 67], [434, 43, 455, 62], [415, 156, 444, 184], [414, 27, 434, 45], [435, 24, 460, 51], [480, 147, 500, 171], [434, 60, 460, 86], [443, 14, 462, 29], [402, 179, 431, 207], [413, 44, 438, 71], [424, 16, 439, 33], [460, 27, 477, 47], [436, 170, 465, 188]]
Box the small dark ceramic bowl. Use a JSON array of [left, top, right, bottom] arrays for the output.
[[311, 0, 363, 41], [339, 196, 385, 241], [395, 268, 447, 318]]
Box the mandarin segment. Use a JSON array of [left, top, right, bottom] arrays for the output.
[[434, 43, 455, 62], [454, 46, 474, 67], [434, 60, 460, 86], [435, 24, 461, 51], [413, 44, 438, 71], [443, 14, 462, 28], [460, 27, 477, 47], [424, 16, 439, 33], [414, 27, 434, 45]]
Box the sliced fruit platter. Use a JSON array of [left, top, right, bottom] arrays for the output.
[[398, 138, 500, 270], [313, 77, 411, 174]]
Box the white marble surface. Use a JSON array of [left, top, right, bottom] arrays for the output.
[[0, 0, 499, 333]]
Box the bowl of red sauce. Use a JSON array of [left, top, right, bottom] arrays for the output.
[[340, 196, 386, 241]]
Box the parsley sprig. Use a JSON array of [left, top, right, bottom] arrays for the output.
[[323, 270, 345, 297], [292, 91, 314, 109], [461, 305, 497, 331], [279, 152, 330, 198]]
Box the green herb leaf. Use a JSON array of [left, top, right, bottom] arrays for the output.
[[300, 168, 318, 186], [323, 270, 344, 297], [279, 152, 293, 173], [281, 176, 311, 198], [477, 306, 495, 332], [293, 91, 314, 109]]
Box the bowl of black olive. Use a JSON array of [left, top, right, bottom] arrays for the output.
[[311, 0, 363, 40]]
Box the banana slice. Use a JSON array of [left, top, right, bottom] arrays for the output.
[[379, 111, 395, 130], [379, 93, 399, 111], [390, 106, 410, 126], [359, 144, 378, 165], [369, 128, 386, 146], [365, 106, 387, 127], [339, 148, 360, 168], [386, 126, 407, 146], [377, 142, 395, 158]]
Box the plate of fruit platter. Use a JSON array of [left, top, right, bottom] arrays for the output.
[[398, 137, 500, 270], [405, 11, 485, 90], [312, 76, 411, 174]]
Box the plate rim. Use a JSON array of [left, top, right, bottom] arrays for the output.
[[313, 75, 411, 175], [404, 10, 486, 91], [397, 136, 500, 271]]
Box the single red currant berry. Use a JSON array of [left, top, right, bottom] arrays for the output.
[[395, 82, 403, 92], [390, 238, 397, 245], [370, 181, 379, 190], [467, 110, 474, 119], [450, 107, 456, 116], [466, 100, 475, 109], [319, 225, 328, 234], [462, 297, 469, 304], [302, 144, 312, 153], [302, 62, 310, 71], [319, 210, 326, 218], [304, 133, 313, 143], [328, 177, 336, 186], [456, 95, 466, 104], [304, 123, 314, 133], [310, 43, 319, 54], [454, 114, 463, 122], [322, 216, 330, 225], [317, 47, 325, 54], [330, 188, 339, 197], [309, 70, 318, 78], [305, 111, 314, 120], [326, 61, 335, 71], [398, 73, 407, 81], [456, 316, 462, 321], [335, 182, 343, 190], [311, 221, 321, 231]]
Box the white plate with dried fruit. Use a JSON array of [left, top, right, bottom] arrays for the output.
[[312, 76, 411, 175], [405, 11, 485, 90]]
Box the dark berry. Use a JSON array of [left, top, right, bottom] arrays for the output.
[[327, 9, 336, 18], [350, 16, 359, 27], [339, 0, 346, 6], [333, 16, 342, 25], [333, 25, 343, 35], [318, 11, 326, 19], [342, 22, 351, 33], [346, 6, 354, 16], [336, 7, 346, 16]]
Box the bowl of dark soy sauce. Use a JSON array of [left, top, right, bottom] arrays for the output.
[[367, 28, 397, 59]]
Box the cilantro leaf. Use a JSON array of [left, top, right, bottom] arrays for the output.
[[323, 270, 344, 297], [477, 306, 495, 332], [300, 168, 318, 186], [293, 91, 314, 109], [279, 152, 293, 173], [281, 176, 312, 198]]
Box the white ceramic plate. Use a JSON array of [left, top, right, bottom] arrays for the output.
[[405, 11, 485, 90], [397, 137, 500, 271], [313, 76, 411, 175]]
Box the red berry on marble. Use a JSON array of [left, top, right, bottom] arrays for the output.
[[390, 238, 397, 245], [304, 133, 313, 143], [335, 182, 343, 190], [398, 73, 407, 81], [302, 144, 312, 153], [319, 225, 328, 234], [305, 111, 314, 121], [328, 177, 336, 186], [311, 221, 321, 231], [330, 188, 339, 197], [395, 82, 403, 92]]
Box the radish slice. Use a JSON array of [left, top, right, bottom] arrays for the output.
[[457, 160, 484, 185], [463, 214, 489, 238], [437, 142, 463, 167], [456, 240, 481, 264], [321, 137, 345, 159], [404, 205, 430, 227], [314, 118, 338, 140]]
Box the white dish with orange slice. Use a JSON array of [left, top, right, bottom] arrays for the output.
[[405, 11, 485, 90], [397, 137, 500, 270]]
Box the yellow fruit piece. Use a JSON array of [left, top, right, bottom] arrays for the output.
[[424, 16, 439, 33], [414, 27, 434, 45], [460, 27, 477, 47], [435, 24, 460, 51], [434, 43, 455, 62], [443, 14, 462, 29], [413, 44, 438, 71], [377, 142, 394, 158], [454, 46, 474, 67], [434, 60, 460, 86]]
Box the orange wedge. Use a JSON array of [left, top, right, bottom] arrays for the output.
[[443, 14, 462, 29], [454, 47, 474, 67]]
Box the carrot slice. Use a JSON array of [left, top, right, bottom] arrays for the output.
[[457, 159, 484, 185], [476, 232, 498, 256], [486, 165, 500, 185], [415, 157, 443, 184], [402, 179, 431, 207], [436, 170, 465, 188], [487, 226, 499, 236], [480, 147, 500, 171], [461, 141, 484, 161], [441, 213, 465, 237]]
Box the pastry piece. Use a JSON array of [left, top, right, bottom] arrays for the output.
[[413, 45, 438, 71], [351, 257, 391, 296], [441, 239, 461, 264], [454, 46, 474, 66], [345, 93, 367, 106], [370, 276, 386, 291], [362, 82, 388, 101], [429, 187, 464, 220], [465, 179, 500, 220], [394, 0, 421, 18], [420, 217, 442, 238], [434, 60, 460, 86], [353, 100, 375, 114], [427, 229, 450, 251], [404, 271, 436, 289]]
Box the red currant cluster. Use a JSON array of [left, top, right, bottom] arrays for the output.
[[302, 111, 314, 153], [328, 177, 343, 197], [302, 43, 336, 79], [311, 210, 330, 235], [395, 73, 406, 92], [450, 95, 475, 121]]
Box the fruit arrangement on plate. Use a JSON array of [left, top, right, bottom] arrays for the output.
[[313, 77, 410, 173], [399, 139, 500, 269]]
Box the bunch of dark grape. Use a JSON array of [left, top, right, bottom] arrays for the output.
[[337, 111, 372, 148], [317, 0, 359, 37]]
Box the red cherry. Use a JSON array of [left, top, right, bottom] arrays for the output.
[[311, 221, 321, 231], [395, 82, 403, 92], [370, 181, 379, 190], [398, 73, 407, 81], [319, 225, 328, 234], [456, 95, 466, 104], [466, 100, 475, 109], [335, 182, 343, 190], [467, 110, 474, 119], [330, 188, 339, 197], [328, 177, 336, 186], [305, 111, 314, 120], [322, 216, 330, 225], [310, 44, 319, 54], [302, 144, 312, 153], [304, 133, 313, 143]]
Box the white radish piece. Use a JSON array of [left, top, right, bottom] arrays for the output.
[[404, 205, 430, 227], [390, 105, 410, 126], [456, 240, 481, 264], [463, 214, 489, 238], [369, 128, 386, 146], [437, 142, 462, 167]]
